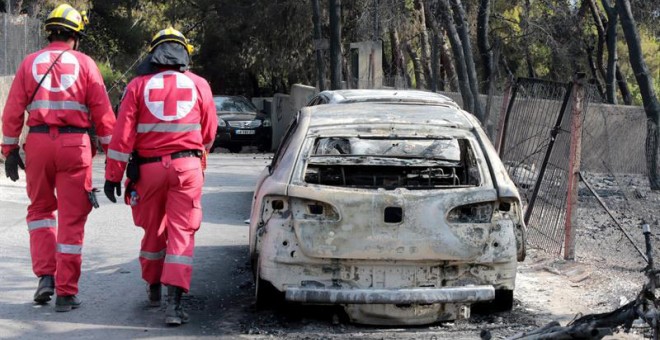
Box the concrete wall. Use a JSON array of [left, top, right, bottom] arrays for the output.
[[0, 76, 14, 143], [290, 84, 318, 113], [271, 94, 294, 151], [268, 84, 318, 151], [349, 41, 383, 89], [0, 76, 25, 160]]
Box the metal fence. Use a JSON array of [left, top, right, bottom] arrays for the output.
[[497, 78, 574, 255], [1, 13, 43, 76], [575, 87, 654, 271], [497, 76, 655, 271]]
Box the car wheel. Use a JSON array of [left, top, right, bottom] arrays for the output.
[[228, 145, 242, 153], [472, 289, 514, 314], [257, 144, 269, 153], [254, 259, 283, 309], [492, 289, 514, 312]]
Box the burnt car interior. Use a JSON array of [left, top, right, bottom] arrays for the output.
[[304, 137, 481, 189]]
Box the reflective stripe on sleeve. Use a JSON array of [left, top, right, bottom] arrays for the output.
[[27, 100, 89, 113], [57, 243, 82, 254], [137, 123, 201, 133], [2, 136, 19, 144], [27, 219, 57, 231], [97, 135, 112, 144], [107, 149, 130, 162], [140, 249, 166, 260], [164, 254, 193, 266]]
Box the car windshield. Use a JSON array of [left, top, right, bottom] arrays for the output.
[[214, 97, 257, 114]]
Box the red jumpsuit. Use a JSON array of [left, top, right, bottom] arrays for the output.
[[1, 41, 116, 296], [105, 69, 217, 292]]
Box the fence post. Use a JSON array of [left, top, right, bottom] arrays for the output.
[[564, 73, 586, 260]]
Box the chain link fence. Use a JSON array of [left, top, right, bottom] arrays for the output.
[[0, 13, 43, 76], [495, 77, 655, 272], [576, 86, 654, 271]]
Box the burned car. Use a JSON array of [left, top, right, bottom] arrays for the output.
[[248, 101, 526, 325]]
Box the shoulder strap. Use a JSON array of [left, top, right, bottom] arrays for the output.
[[27, 49, 71, 106]]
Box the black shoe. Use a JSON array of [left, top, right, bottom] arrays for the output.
[[147, 283, 161, 307], [33, 275, 55, 304], [165, 286, 189, 326], [55, 295, 81, 312]]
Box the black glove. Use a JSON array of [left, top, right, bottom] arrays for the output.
[[5, 149, 25, 182], [104, 180, 122, 203]]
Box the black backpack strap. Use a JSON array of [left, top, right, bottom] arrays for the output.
[[27, 49, 71, 107]]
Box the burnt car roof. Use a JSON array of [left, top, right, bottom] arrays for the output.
[[301, 102, 475, 130], [316, 89, 459, 107]]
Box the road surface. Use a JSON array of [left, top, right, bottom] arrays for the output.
[[2, 152, 617, 339]]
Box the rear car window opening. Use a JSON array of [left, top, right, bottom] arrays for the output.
[[304, 137, 482, 189]]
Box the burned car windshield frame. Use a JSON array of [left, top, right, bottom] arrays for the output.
[[300, 135, 484, 190]]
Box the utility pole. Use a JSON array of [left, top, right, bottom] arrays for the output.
[[329, 0, 342, 90], [311, 0, 325, 91]]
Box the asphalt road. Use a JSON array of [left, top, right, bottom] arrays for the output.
[[0, 152, 273, 339], [0, 152, 535, 340]]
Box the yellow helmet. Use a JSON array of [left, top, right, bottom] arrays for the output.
[[149, 27, 194, 54], [45, 4, 89, 33]]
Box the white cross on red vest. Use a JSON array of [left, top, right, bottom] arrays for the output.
[[36, 52, 76, 88], [31, 50, 80, 92], [149, 74, 194, 117], [144, 71, 197, 121]]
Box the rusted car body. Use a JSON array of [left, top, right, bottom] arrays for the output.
[[249, 101, 526, 325]]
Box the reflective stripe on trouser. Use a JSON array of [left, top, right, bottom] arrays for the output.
[[25, 133, 93, 296], [131, 156, 202, 292], [27, 218, 57, 277]]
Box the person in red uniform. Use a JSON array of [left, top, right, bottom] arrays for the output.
[[1, 4, 116, 312], [104, 27, 217, 326]]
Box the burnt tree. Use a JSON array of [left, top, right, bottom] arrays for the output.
[[329, 0, 342, 90], [616, 0, 660, 189], [436, 0, 474, 114], [450, 0, 484, 121]]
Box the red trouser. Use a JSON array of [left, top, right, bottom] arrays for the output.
[[24, 130, 93, 296], [131, 155, 203, 293]]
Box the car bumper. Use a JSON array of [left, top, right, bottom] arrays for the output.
[[214, 128, 271, 146], [285, 285, 495, 304]]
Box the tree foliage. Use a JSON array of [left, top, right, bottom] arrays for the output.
[[5, 0, 658, 105]]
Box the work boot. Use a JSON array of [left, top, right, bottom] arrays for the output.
[[147, 283, 162, 307], [34, 275, 55, 304], [55, 295, 81, 312], [165, 285, 189, 326]]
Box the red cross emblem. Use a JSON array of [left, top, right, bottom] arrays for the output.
[[144, 71, 197, 121], [31, 51, 79, 92]]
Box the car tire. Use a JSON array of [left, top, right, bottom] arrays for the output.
[[254, 259, 283, 310], [472, 289, 514, 314], [257, 144, 269, 153], [228, 145, 242, 153]]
